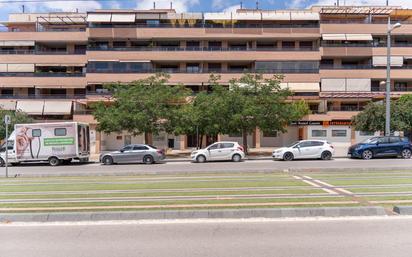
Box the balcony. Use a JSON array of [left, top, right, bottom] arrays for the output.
[[0, 94, 86, 100], [0, 31, 87, 42], [327, 106, 365, 112], [87, 68, 319, 74], [0, 50, 86, 55], [0, 72, 85, 77], [320, 65, 412, 79], [87, 46, 319, 52]]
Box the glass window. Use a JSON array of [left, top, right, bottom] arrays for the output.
[[122, 145, 133, 151], [207, 144, 219, 150], [332, 130, 347, 137], [378, 137, 390, 144], [220, 143, 235, 148], [297, 141, 312, 148], [32, 129, 41, 137], [133, 145, 149, 150], [389, 136, 401, 143], [54, 128, 67, 136], [312, 130, 327, 137], [311, 141, 324, 146]]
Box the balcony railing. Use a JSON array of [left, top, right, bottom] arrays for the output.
[[86, 68, 319, 74], [320, 64, 412, 70], [0, 50, 86, 55], [327, 106, 365, 112], [0, 94, 86, 99], [87, 46, 319, 52], [320, 20, 412, 25], [371, 86, 412, 92], [89, 23, 320, 29], [0, 72, 85, 77], [321, 42, 412, 48]]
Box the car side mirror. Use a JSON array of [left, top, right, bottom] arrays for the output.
[[120, 149, 124, 153]]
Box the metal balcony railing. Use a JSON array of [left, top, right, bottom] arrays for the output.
[[88, 23, 320, 29], [0, 50, 86, 55], [0, 72, 85, 77], [86, 68, 320, 74], [0, 94, 86, 99], [320, 64, 412, 70], [87, 46, 319, 52], [327, 106, 365, 112]]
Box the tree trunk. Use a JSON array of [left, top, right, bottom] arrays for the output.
[[242, 129, 248, 155], [144, 132, 153, 145], [199, 135, 203, 149]]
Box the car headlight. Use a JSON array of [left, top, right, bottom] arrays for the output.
[[191, 151, 198, 155]]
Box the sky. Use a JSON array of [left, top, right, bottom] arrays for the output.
[[0, 0, 412, 21]]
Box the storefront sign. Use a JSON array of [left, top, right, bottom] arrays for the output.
[[291, 120, 352, 126]]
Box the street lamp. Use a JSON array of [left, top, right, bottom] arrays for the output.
[[385, 18, 401, 136]]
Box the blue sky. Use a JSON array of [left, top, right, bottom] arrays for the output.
[[0, 0, 410, 21]]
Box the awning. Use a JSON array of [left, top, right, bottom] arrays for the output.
[[232, 12, 262, 20], [261, 12, 291, 21], [86, 13, 111, 22], [345, 34, 373, 41], [281, 83, 320, 92], [35, 63, 85, 67], [321, 79, 346, 92], [0, 64, 6, 72], [204, 12, 232, 21], [372, 56, 404, 67], [0, 40, 35, 46], [16, 100, 44, 115], [166, 13, 203, 20], [43, 101, 72, 115], [6, 63, 35, 72], [111, 14, 135, 23], [346, 79, 371, 91], [0, 100, 16, 110], [322, 34, 346, 41], [290, 12, 320, 21]]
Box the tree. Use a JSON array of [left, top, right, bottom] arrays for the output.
[[92, 74, 190, 144], [0, 109, 33, 140], [224, 73, 309, 154], [352, 102, 386, 133], [393, 94, 412, 137]]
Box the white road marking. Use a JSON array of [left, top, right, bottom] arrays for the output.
[[292, 175, 338, 194]]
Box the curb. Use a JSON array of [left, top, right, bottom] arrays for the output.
[[0, 207, 386, 223], [393, 206, 412, 215]]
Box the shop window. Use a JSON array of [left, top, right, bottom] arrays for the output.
[[312, 130, 327, 137], [359, 131, 374, 136], [332, 130, 347, 137], [54, 128, 67, 136], [32, 129, 41, 137]]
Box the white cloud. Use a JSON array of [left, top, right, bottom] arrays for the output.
[[222, 4, 241, 13], [309, 0, 412, 8], [136, 0, 200, 12]]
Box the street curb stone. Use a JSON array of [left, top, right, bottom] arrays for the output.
[[0, 207, 386, 223], [393, 206, 412, 215]]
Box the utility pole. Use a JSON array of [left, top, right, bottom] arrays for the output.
[[4, 115, 10, 178], [22, 5, 25, 13]]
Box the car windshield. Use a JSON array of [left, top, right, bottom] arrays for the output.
[[287, 141, 300, 148], [362, 137, 378, 144], [148, 145, 157, 149]]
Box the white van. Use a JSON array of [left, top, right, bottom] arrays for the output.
[[0, 122, 90, 166]]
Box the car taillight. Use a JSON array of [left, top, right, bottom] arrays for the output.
[[238, 146, 244, 152], [330, 145, 334, 149], [157, 149, 164, 155]]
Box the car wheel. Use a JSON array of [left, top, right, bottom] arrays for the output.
[[143, 155, 154, 164], [401, 149, 412, 159], [0, 158, 4, 167], [48, 157, 61, 166], [321, 151, 332, 160], [283, 152, 294, 161], [196, 155, 206, 163], [232, 154, 242, 162], [362, 150, 373, 160], [102, 156, 113, 165]]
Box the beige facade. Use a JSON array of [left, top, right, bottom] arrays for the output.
[[1, 6, 412, 152]]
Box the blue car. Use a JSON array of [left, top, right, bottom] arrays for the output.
[[348, 136, 412, 160]]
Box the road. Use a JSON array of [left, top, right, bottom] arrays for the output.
[[1, 217, 412, 257], [3, 158, 412, 177]]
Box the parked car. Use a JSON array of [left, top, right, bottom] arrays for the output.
[[100, 144, 165, 165], [272, 140, 334, 161], [190, 141, 245, 163], [348, 136, 412, 160]]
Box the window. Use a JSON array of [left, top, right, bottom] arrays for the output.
[[332, 130, 347, 137], [1, 89, 13, 96], [95, 62, 109, 71], [311, 141, 325, 146], [32, 129, 41, 137], [378, 137, 390, 144], [133, 145, 149, 150], [122, 145, 133, 151], [208, 144, 219, 150], [146, 20, 160, 27], [54, 128, 67, 136], [282, 41, 295, 49], [113, 41, 126, 48], [359, 131, 374, 136], [297, 141, 312, 148], [186, 63, 200, 73], [312, 130, 327, 137], [221, 143, 235, 148], [389, 136, 401, 143]]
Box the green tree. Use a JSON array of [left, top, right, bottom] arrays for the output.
[[0, 109, 33, 140], [392, 94, 412, 136], [225, 73, 309, 154], [92, 74, 190, 144]]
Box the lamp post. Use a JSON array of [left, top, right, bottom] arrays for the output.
[[385, 17, 401, 136]]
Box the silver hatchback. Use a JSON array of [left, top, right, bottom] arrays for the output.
[[100, 144, 165, 165]]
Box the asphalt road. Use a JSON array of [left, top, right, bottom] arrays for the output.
[[2, 217, 412, 257], [3, 158, 412, 177]]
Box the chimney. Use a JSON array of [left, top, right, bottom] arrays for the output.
[[256, 1, 259, 9], [153, 2, 156, 9], [240, 1, 243, 9], [170, 2, 173, 9]]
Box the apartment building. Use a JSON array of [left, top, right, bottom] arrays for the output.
[[0, 6, 411, 153]]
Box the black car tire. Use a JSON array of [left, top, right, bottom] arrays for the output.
[[321, 151, 332, 160], [0, 158, 4, 167], [232, 154, 242, 162], [196, 155, 206, 163], [361, 150, 373, 160], [401, 149, 412, 159], [102, 156, 113, 165], [48, 157, 61, 166], [143, 155, 154, 164], [283, 152, 294, 161]]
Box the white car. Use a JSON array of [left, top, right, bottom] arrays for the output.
[[191, 141, 245, 163], [272, 140, 334, 161]]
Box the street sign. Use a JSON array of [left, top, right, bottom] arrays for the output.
[[4, 115, 11, 125]]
